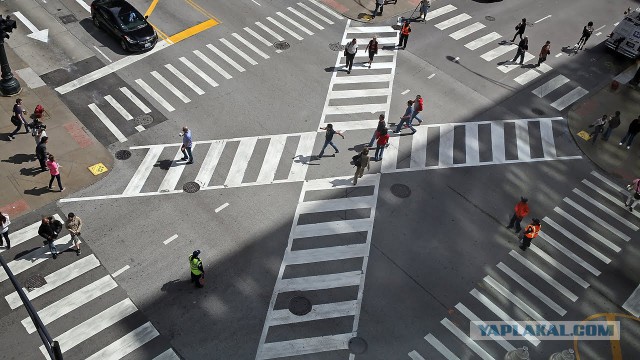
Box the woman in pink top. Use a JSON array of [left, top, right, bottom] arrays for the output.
[[46, 154, 64, 192]]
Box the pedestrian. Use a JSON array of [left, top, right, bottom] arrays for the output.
[[32, 121, 47, 145], [189, 250, 204, 288], [394, 99, 417, 134], [353, 148, 371, 185], [512, 36, 529, 65], [506, 197, 529, 233], [419, 0, 431, 21], [46, 154, 64, 192], [624, 178, 640, 212], [180, 126, 193, 164], [36, 136, 49, 172], [9, 98, 30, 140], [38, 216, 59, 259], [318, 124, 344, 158], [409, 94, 424, 125], [575, 21, 594, 50], [0, 213, 10, 250], [602, 111, 621, 141], [512, 18, 527, 42], [368, 114, 386, 147], [344, 38, 358, 74], [65, 212, 82, 256], [619, 117, 640, 149], [588, 115, 608, 143], [519, 218, 541, 251], [373, 0, 384, 17], [365, 36, 378, 68], [374, 127, 390, 161], [398, 21, 411, 49], [537, 41, 551, 67]]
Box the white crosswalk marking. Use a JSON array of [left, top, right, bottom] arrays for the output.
[[529, 244, 590, 288], [244, 27, 274, 47], [278, 10, 315, 34], [206, 44, 246, 72], [256, 135, 287, 183], [220, 38, 259, 65], [267, 17, 303, 40], [85, 322, 159, 360], [465, 123, 480, 165], [277, 271, 362, 292], [0, 215, 63, 255], [591, 171, 625, 192], [151, 71, 191, 103], [465, 32, 501, 50], [563, 198, 630, 241], [88, 103, 128, 142], [333, 73, 392, 83], [325, 103, 387, 115], [424, 333, 460, 360], [509, 250, 578, 302], [441, 318, 494, 360], [481, 44, 517, 61], [408, 350, 427, 360], [424, 4, 457, 21], [544, 217, 612, 263], [410, 127, 428, 169], [497, 262, 567, 315], [382, 136, 399, 172], [539, 118, 557, 158], [194, 141, 225, 187], [258, 333, 352, 360], [435, 13, 472, 30], [498, 53, 535, 72], [154, 349, 181, 360], [550, 87, 588, 110], [165, 64, 205, 95], [0, 236, 72, 283], [538, 231, 601, 276], [483, 275, 549, 324], [329, 88, 390, 99], [455, 302, 516, 351], [158, 147, 195, 192], [179, 57, 219, 87], [449, 22, 485, 40], [554, 207, 621, 252], [194, 50, 233, 79], [439, 124, 454, 167], [225, 138, 258, 186], [104, 95, 133, 120], [294, 219, 371, 238], [135, 79, 175, 112], [581, 179, 640, 218], [255, 21, 285, 41], [572, 188, 638, 230], [232, 33, 270, 59], [298, 2, 334, 24], [346, 26, 395, 34], [123, 146, 164, 195], [514, 69, 542, 85], [514, 120, 531, 161], [308, 0, 344, 19], [120, 87, 151, 113], [267, 300, 357, 326], [490, 121, 506, 163], [532, 75, 570, 97]]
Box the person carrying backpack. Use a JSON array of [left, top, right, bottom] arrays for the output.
[[353, 148, 370, 185], [512, 18, 527, 42]]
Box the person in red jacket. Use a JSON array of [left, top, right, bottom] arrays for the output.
[[374, 128, 390, 161], [506, 197, 529, 233]]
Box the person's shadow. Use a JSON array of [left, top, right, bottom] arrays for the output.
[[24, 186, 52, 196], [3, 153, 37, 164]]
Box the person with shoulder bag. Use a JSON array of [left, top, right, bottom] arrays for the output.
[[352, 148, 370, 185], [624, 178, 640, 212], [9, 98, 30, 140], [344, 38, 358, 74], [512, 18, 527, 42]]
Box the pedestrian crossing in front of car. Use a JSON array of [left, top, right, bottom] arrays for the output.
[[0, 215, 178, 360], [406, 170, 638, 359]]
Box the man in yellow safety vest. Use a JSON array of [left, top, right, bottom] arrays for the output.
[[189, 250, 204, 288]]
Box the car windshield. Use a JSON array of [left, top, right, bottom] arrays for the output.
[[112, 6, 146, 31]]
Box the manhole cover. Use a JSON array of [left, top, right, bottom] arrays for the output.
[[274, 41, 290, 50], [329, 42, 345, 51], [288, 296, 312, 316], [485, 16, 495, 22], [348, 337, 368, 354], [25, 274, 47, 291], [531, 108, 545, 116], [134, 114, 153, 126], [115, 149, 132, 160], [390, 183, 411, 198], [59, 14, 78, 24], [183, 181, 200, 193]]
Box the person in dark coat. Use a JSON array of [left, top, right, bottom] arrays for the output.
[[512, 37, 529, 65], [619, 117, 640, 149], [35, 136, 49, 171], [602, 111, 621, 141], [512, 18, 527, 42], [38, 216, 59, 259]]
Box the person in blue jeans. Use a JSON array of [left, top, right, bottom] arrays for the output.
[[180, 126, 193, 164], [619, 117, 640, 150], [368, 114, 386, 147], [318, 124, 344, 158], [394, 100, 417, 134], [374, 128, 390, 161], [38, 216, 59, 259]]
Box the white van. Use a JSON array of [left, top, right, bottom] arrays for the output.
[[606, 8, 640, 58]]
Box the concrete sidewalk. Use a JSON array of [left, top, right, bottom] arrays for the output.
[[321, 0, 422, 23], [0, 46, 112, 219], [568, 62, 640, 181]]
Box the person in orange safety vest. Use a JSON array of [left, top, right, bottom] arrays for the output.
[[507, 197, 529, 233], [398, 21, 412, 50], [519, 218, 541, 251]]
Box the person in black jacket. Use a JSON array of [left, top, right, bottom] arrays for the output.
[[619, 118, 640, 150], [38, 216, 59, 259], [512, 37, 529, 65], [603, 111, 621, 141], [512, 18, 527, 42], [35, 136, 49, 171]]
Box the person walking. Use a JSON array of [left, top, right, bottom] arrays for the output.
[[575, 21, 594, 50], [537, 41, 551, 67], [624, 178, 640, 212], [353, 148, 371, 185], [519, 218, 541, 251], [506, 197, 529, 233], [588, 115, 608, 143], [9, 98, 30, 140], [344, 38, 358, 74], [419, 0, 431, 21], [619, 117, 640, 149], [512, 18, 527, 42], [318, 124, 345, 158], [512, 37, 529, 65], [32, 120, 47, 145], [602, 111, 621, 141], [38, 216, 59, 259], [409, 95, 424, 125], [189, 250, 204, 288], [374, 128, 390, 161], [36, 136, 49, 172], [365, 36, 378, 68], [46, 154, 64, 192], [180, 126, 193, 164], [398, 21, 411, 49], [1, 213, 11, 250], [368, 114, 386, 147], [65, 212, 83, 256], [373, 0, 384, 17], [394, 99, 417, 134]]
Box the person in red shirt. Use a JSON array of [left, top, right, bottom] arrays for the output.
[[374, 128, 390, 161], [410, 95, 424, 125], [506, 197, 529, 233]]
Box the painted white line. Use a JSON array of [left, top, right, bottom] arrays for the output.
[[151, 71, 191, 103], [298, 3, 334, 25], [303, 174, 379, 191], [104, 95, 133, 120], [325, 103, 387, 115], [220, 38, 259, 65], [490, 121, 505, 163], [318, 120, 380, 131], [256, 21, 285, 41], [622, 284, 640, 317], [159, 147, 195, 192], [85, 322, 159, 360], [439, 124, 454, 167], [288, 7, 324, 30], [544, 216, 611, 263], [244, 27, 273, 47], [0, 236, 72, 283], [329, 88, 390, 99], [194, 50, 233, 79], [535, 15, 551, 23], [338, 61, 395, 70], [408, 350, 426, 360], [251, 0, 261, 5], [293, 218, 372, 238], [120, 87, 151, 113], [6, 255, 101, 309], [257, 333, 351, 360], [347, 26, 396, 33], [572, 188, 638, 230], [410, 125, 428, 169], [401, 89, 410, 95], [424, 4, 457, 21], [514, 121, 531, 161], [215, 202, 229, 213], [441, 317, 494, 360], [22, 275, 118, 333], [514, 69, 541, 85], [15, 67, 46, 89], [88, 103, 127, 143], [165, 64, 205, 95], [194, 140, 225, 187], [0, 215, 63, 255], [591, 171, 625, 192], [465, 32, 501, 50], [480, 44, 517, 61], [382, 136, 399, 173], [225, 137, 258, 187], [595, 32, 602, 36], [257, 135, 287, 183], [428, 73, 435, 79], [74, 0, 91, 12], [550, 87, 589, 110], [135, 125, 145, 132], [435, 13, 472, 30], [614, 22, 620, 26], [554, 207, 621, 252], [539, 118, 557, 158], [530, 244, 590, 288], [112, 265, 130, 277], [163, 234, 178, 245], [285, 244, 368, 265], [497, 262, 567, 315], [342, 36, 397, 46], [135, 79, 175, 112], [564, 197, 630, 241], [267, 17, 303, 40], [268, 300, 357, 326], [276, 271, 362, 292], [595, 25, 606, 31], [538, 62, 553, 73], [465, 123, 480, 165], [455, 302, 516, 352], [450, 22, 485, 40], [93, 45, 112, 62], [179, 57, 218, 87], [498, 52, 535, 72], [510, 250, 578, 302], [308, 0, 344, 20], [532, 75, 570, 97], [153, 349, 181, 360], [333, 73, 392, 83], [288, 132, 316, 181], [123, 146, 163, 195], [484, 275, 548, 323], [538, 231, 601, 276], [581, 179, 638, 217], [555, 53, 563, 57], [424, 333, 460, 360], [297, 196, 375, 214], [232, 33, 270, 59], [207, 44, 246, 71]]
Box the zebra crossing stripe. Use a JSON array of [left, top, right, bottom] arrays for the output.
[[532, 75, 569, 98], [193, 50, 233, 79], [135, 79, 175, 112], [572, 188, 638, 230], [509, 250, 578, 302], [544, 216, 613, 263], [439, 124, 454, 167], [293, 218, 371, 238], [554, 207, 621, 252], [347, 26, 396, 34], [465, 123, 480, 165], [153, 349, 181, 360], [255, 21, 285, 41], [288, 132, 316, 181], [158, 147, 195, 192], [220, 38, 258, 65], [514, 69, 541, 85], [435, 13, 472, 30], [538, 231, 601, 276], [408, 350, 427, 360], [454, 302, 516, 352], [480, 44, 517, 61], [329, 88, 391, 99], [550, 87, 588, 110], [382, 136, 399, 173], [0, 236, 72, 283], [267, 17, 303, 40], [206, 44, 246, 72], [257, 333, 352, 360], [123, 146, 164, 195], [88, 103, 128, 142], [120, 87, 151, 113], [333, 74, 392, 83], [483, 275, 549, 324], [225, 138, 258, 187], [85, 322, 159, 360], [490, 122, 506, 163], [497, 53, 535, 73], [529, 244, 590, 288], [232, 33, 270, 59], [581, 180, 640, 219], [164, 64, 205, 95], [256, 135, 287, 184], [104, 95, 133, 120], [297, 196, 376, 213], [497, 262, 567, 315], [449, 22, 485, 40], [288, 7, 324, 30], [267, 300, 357, 326], [591, 171, 626, 193], [244, 27, 274, 47], [539, 118, 557, 158], [514, 121, 531, 161], [424, 4, 457, 21], [308, 0, 344, 20], [179, 57, 219, 87], [441, 318, 493, 360], [275, 271, 362, 292], [297, 2, 334, 24], [284, 243, 369, 265], [194, 141, 225, 187], [465, 32, 501, 50], [151, 71, 191, 103], [325, 103, 387, 115], [0, 214, 63, 255], [424, 333, 460, 360], [410, 127, 428, 169], [338, 61, 395, 70], [563, 198, 630, 241]]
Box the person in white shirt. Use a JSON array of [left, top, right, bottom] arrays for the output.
[[344, 38, 358, 74], [1, 213, 11, 249]]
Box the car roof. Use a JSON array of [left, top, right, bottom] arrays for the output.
[[97, 0, 136, 11]]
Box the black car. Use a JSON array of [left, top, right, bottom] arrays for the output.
[[91, 0, 158, 52]]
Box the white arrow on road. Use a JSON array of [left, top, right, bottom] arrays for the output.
[[12, 11, 49, 43]]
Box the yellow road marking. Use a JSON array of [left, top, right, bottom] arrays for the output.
[[184, 0, 221, 23], [88, 163, 108, 176], [149, 22, 171, 43], [574, 312, 640, 360], [167, 19, 218, 44], [605, 314, 622, 360], [144, 0, 160, 17]]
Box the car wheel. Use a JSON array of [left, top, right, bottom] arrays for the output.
[[93, 16, 100, 28], [120, 39, 128, 52]]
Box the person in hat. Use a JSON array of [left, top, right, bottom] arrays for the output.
[[189, 250, 204, 288], [507, 197, 529, 233], [520, 218, 541, 251]]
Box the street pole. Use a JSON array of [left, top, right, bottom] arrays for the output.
[[0, 14, 21, 96]]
